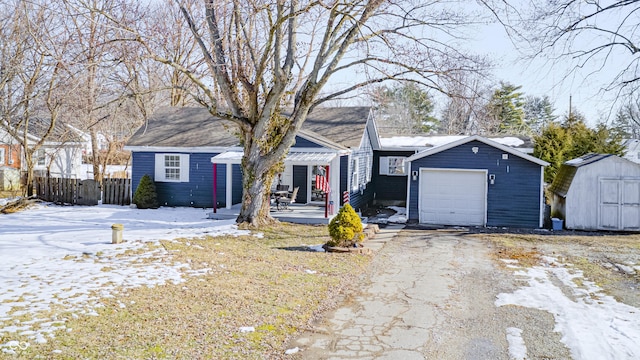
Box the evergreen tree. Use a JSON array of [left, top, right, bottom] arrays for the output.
[[534, 123, 571, 183], [133, 174, 159, 209], [372, 83, 439, 134], [524, 95, 556, 134], [486, 82, 527, 134], [535, 110, 625, 183]]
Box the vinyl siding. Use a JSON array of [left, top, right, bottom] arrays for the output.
[[293, 136, 323, 148], [232, 164, 243, 204], [293, 165, 308, 203], [346, 127, 374, 211], [340, 155, 348, 205], [373, 150, 415, 203], [408, 140, 542, 228], [132, 151, 222, 208]]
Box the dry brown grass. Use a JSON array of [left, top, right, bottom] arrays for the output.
[[474, 232, 640, 305], [10, 222, 371, 359], [0, 197, 39, 214]]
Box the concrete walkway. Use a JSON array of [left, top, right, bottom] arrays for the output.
[[289, 228, 517, 359]]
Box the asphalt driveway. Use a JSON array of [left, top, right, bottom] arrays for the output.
[[288, 229, 602, 359]]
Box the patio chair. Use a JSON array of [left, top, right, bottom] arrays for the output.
[[276, 184, 289, 191], [277, 186, 298, 211]]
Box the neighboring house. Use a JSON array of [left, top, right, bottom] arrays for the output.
[[371, 134, 535, 207], [548, 154, 640, 231], [125, 107, 377, 212], [622, 139, 640, 164], [404, 135, 548, 228], [0, 120, 84, 179]]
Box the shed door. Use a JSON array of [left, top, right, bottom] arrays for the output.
[[419, 169, 487, 226], [598, 179, 640, 230]]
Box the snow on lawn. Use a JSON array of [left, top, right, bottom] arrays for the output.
[[496, 256, 640, 360], [0, 203, 250, 352]]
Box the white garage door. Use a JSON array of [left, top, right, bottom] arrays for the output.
[[419, 169, 487, 226]]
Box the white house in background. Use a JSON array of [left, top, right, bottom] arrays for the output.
[[0, 119, 85, 179], [622, 139, 640, 164]]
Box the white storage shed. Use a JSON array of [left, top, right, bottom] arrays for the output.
[[549, 154, 640, 231]]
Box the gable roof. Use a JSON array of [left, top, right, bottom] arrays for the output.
[[2, 118, 84, 145], [126, 106, 372, 150], [406, 135, 549, 166], [548, 153, 614, 197], [126, 107, 239, 148]]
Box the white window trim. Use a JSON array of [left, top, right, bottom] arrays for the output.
[[0, 148, 5, 165], [35, 149, 46, 167], [155, 153, 190, 182], [379, 156, 407, 176], [351, 157, 359, 191]]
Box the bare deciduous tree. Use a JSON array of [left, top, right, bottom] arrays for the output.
[[490, 1, 640, 98], [103, 0, 490, 226], [0, 1, 74, 195]]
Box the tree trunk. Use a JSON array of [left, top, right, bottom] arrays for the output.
[[235, 144, 279, 227], [90, 128, 102, 182]]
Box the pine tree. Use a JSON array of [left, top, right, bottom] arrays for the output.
[[534, 123, 571, 183], [133, 174, 159, 209]]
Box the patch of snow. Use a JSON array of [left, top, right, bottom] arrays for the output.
[[308, 244, 326, 252], [285, 347, 300, 354], [505, 327, 527, 360], [0, 203, 251, 347], [379, 135, 525, 149], [386, 206, 407, 224], [304, 269, 317, 274], [239, 326, 255, 333], [493, 137, 525, 147], [496, 257, 640, 359]]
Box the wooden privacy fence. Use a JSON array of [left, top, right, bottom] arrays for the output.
[[102, 177, 132, 206], [34, 177, 131, 206]]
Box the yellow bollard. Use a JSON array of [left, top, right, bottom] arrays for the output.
[[111, 223, 124, 244]]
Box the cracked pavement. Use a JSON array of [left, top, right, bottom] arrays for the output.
[[289, 229, 567, 359]]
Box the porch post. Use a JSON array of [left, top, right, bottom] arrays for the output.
[[213, 163, 217, 213]]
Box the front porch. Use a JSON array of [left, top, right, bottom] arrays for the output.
[[208, 202, 336, 225]]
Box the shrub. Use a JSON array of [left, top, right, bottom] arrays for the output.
[[327, 203, 364, 247], [133, 174, 159, 209]]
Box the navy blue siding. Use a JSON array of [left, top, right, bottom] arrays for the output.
[[131, 152, 220, 208], [346, 127, 374, 212], [339, 156, 348, 205], [213, 163, 227, 208], [408, 140, 542, 228], [292, 136, 323, 148], [293, 165, 308, 203], [372, 150, 415, 204], [232, 164, 243, 204]]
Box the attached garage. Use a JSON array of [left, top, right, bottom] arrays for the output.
[[406, 136, 548, 228], [549, 154, 640, 231]]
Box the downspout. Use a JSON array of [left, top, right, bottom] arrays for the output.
[[213, 163, 217, 213]]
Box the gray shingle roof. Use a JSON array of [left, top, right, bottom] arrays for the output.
[[126, 107, 239, 148], [548, 153, 613, 197], [126, 106, 371, 149]]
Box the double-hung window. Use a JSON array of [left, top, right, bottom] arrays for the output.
[[155, 154, 189, 182], [35, 149, 46, 166], [379, 156, 407, 175]]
